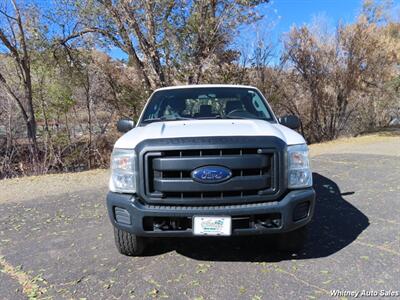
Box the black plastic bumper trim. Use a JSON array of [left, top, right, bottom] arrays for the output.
[[106, 188, 315, 237]]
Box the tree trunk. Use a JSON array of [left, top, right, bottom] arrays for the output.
[[26, 118, 39, 171]]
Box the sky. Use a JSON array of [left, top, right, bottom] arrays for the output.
[[271, 0, 362, 31], [235, 0, 400, 64], [230, 0, 369, 63]]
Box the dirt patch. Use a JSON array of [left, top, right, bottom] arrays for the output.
[[0, 169, 108, 204], [309, 132, 400, 157]]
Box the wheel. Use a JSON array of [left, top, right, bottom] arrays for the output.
[[113, 227, 146, 256], [276, 225, 308, 252]]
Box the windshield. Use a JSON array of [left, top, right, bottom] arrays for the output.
[[139, 87, 275, 125]]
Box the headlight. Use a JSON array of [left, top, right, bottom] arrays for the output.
[[109, 149, 137, 193], [287, 144, 312, 189]]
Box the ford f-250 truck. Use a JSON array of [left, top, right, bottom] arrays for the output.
[[107, 85, 315, 256]]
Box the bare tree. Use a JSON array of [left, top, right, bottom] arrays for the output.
[[54, 0, 269, 90], [0, 0, 39, 169], [281, 10, 398, 142]]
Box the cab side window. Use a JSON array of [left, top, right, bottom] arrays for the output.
[[252, 92, 271, 119]]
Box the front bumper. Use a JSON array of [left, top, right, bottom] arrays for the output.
[[107, 188, 315, 237]]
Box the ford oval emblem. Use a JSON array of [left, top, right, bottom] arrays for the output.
[[191, 166, 232, 184]]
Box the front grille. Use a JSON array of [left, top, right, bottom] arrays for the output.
[[142, 146, 281, 205]]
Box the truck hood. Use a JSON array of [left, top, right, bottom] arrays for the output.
[[114, 119, 306, 149]]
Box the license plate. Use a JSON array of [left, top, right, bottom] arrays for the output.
[[193, 216, 231, 236]]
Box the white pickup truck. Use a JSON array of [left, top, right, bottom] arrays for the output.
[[107, 84, 315, 256]]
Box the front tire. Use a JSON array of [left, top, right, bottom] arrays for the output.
[[113, 227, 146, 256], [276, 225, 308, 252]]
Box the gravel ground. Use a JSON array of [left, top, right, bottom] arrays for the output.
[[0, 133, 399, 299]]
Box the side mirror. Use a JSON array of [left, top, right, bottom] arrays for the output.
[[117, 118, 135, 133], [279, 115, 300, 130]]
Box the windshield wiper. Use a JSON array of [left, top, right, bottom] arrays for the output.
[[223, 115, 248, 119], [141, 116, 193, 124], [195, 115, 223, 119], [223, 115, 266, 120]]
